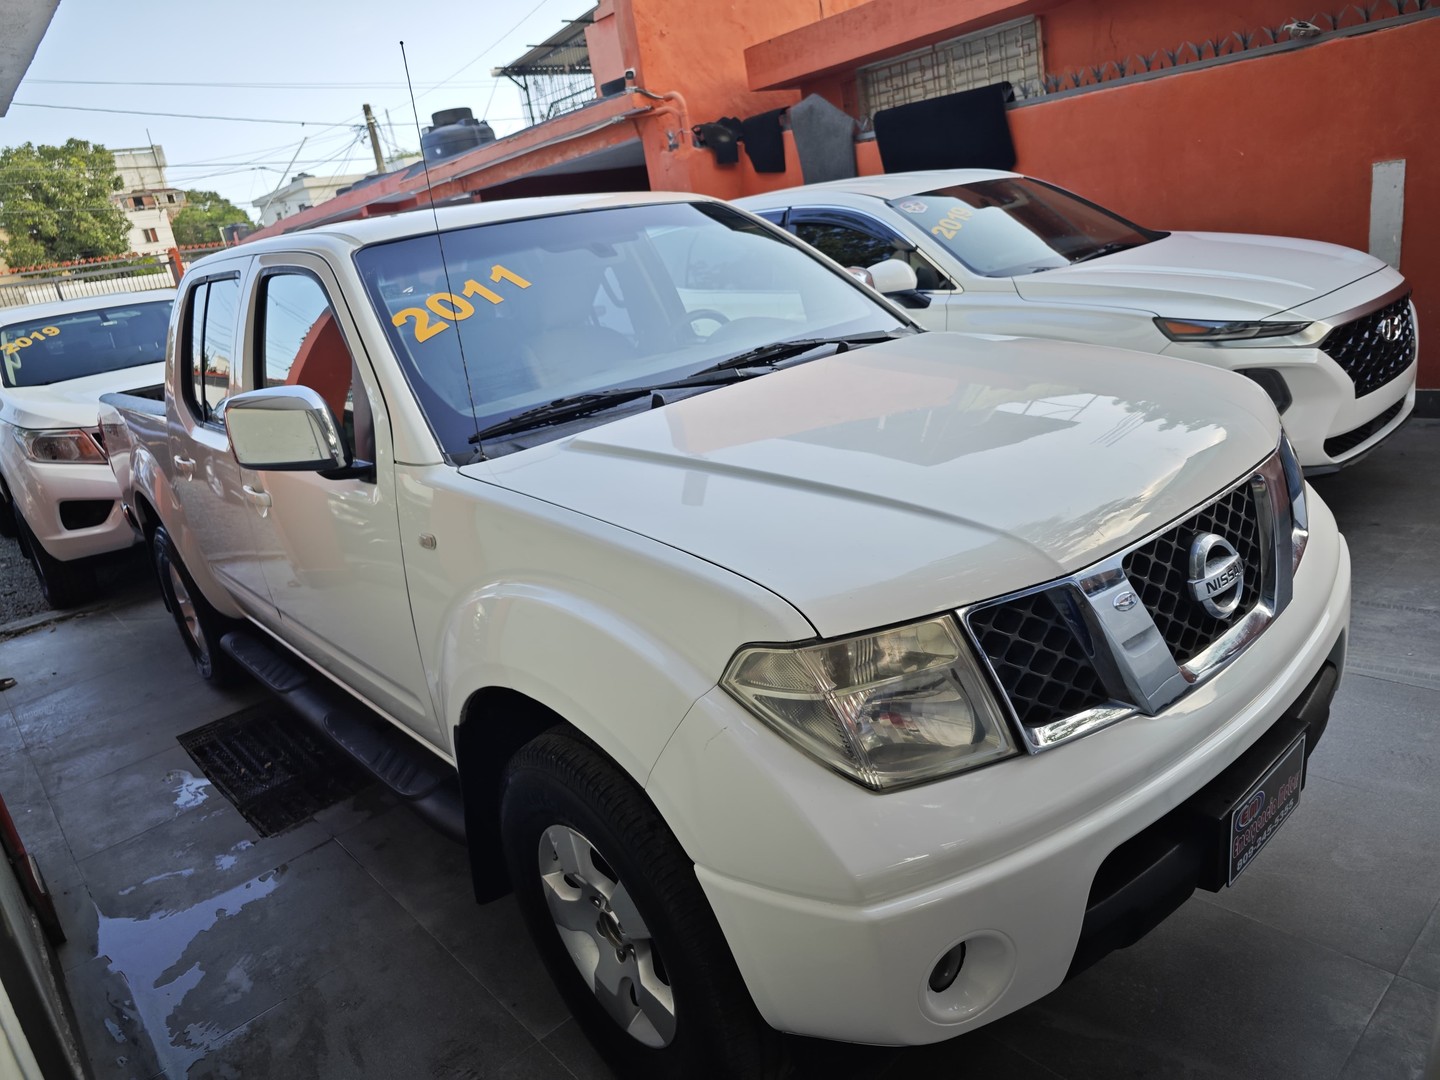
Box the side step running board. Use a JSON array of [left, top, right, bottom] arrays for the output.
[[220, 630, 465, 844]]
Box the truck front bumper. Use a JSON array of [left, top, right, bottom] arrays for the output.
[[14, 460, 136, 562], [647, 493, 1351, 1046]]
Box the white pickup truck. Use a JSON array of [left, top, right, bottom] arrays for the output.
[[100, 193, 1349, 1078]]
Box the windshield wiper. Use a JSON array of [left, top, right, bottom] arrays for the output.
[[469, 369, 756, 444], [469, 330, 911, 446], [1069, 241, 1141, 265], [692, 330, 909, 376]]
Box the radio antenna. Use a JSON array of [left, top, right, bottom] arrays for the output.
[[401, 40, 486, 459]]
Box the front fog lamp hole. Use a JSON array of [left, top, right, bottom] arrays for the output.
[[928, 941, 967, 993]]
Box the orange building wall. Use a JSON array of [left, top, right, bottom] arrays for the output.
[[1009, 18, 1438, 388], [627, 0, 823, 197], [1040, 0, 1322, 74]]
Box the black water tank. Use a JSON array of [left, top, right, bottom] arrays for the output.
[[422, 107, 497, 162]]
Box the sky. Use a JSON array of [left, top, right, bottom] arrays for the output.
[[1, 0, 598, 220]]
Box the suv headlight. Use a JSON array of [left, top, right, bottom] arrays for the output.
[[13, 428, 106, 464], [721, 616, 1017, 790], [1155, 317, 1310, 342]]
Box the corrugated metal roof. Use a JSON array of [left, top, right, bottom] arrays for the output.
[[491, 7, 596, 77]]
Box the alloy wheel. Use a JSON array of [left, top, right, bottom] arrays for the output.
[[538, 824, 676, 1048]]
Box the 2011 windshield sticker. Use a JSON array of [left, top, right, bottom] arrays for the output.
[[1, 325, 60, 382], [392, 264, 532, 344]]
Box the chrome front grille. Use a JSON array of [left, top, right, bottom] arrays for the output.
[[1321, 293, 1416, 397], [963, 448, 1301, 753], [967, 589, 1108, 730], [1123, 482, 1265, 663]]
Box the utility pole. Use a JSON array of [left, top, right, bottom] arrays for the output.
[[363, 104, 386, 174]]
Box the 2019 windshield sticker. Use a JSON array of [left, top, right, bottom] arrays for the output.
[[929, 205, 973, 242], [2, 325, 60, 355], [2, 325, 60, 382], [392, 264, 532, 344]]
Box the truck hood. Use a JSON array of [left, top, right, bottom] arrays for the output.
[[1014, 231, 1386, 322], [467, 334, 1279, 638], [0, 363, 165, 430]]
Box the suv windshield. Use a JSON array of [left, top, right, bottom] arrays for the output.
[[0, 298, 173, 388], [354, 201, 906, 459], [887, 177, 1165, 277]]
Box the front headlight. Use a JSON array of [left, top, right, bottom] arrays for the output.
[[13, 428, 106, 464], [721, 616, 1017, 790], [1155, 317, 1311, 342]]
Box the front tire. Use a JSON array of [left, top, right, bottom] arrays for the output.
[[501, 730, 783, 1080], [15, 514, 91, 609], [152, 525, 235, 685]]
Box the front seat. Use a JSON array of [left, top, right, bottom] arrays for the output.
[[520, 265, 633, 393]]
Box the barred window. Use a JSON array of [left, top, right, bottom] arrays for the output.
[[858, 17, 1043, 120]]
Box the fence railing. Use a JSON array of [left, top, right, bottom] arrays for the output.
[[0, 253, 180, 311]]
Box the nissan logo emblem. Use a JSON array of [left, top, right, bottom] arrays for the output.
[[1187, 533, 1245, 619]]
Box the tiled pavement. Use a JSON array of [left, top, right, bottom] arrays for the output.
[[1, 422, 1437, 1079]]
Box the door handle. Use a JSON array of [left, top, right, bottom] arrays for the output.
[[242, 484, 272, 510], [172, 455, 195, 479]]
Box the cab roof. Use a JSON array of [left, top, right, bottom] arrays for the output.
[[225, 190, 726, 260]]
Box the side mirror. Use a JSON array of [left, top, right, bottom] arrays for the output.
[[224, 385, 348, 472], [866, 258, 920, 295]]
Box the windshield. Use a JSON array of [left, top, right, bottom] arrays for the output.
[[0, 299, 173, 388], [887, 177, 1165, 277], [354, 201, 904, 459]]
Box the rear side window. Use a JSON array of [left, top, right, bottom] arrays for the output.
[[795, 223, 896, 271], [181, 277, 239, 424], [256, 271, 370, 461]]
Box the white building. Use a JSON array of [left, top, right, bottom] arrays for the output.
[[252, 171, 369, 228], [111, 145, 185, 256]]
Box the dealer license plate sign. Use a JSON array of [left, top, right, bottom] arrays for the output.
[[1228, 734, 1306, 885]]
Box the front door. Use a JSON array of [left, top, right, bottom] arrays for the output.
[[236, 257, 438, 741]]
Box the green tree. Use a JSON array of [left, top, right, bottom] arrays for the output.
[[0, 139, 131, 267], [170, 189, 253, 246]]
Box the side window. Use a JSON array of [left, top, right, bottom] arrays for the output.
[[795, 221, 954, 290], [795, 222, 896, 272], [258, 272, 372, 462], [181, 276, 239, 424]]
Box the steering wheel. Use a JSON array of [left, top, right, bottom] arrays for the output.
[[680, 308, 731, 340]]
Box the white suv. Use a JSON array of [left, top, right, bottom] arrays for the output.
[[740, 170, 1417, 472], [0, 291, 174, 607]]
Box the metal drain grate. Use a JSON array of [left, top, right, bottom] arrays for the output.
[[178, 705, 373, 837]]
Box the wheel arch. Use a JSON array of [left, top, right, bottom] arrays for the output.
[[455, 686, 580, 902]]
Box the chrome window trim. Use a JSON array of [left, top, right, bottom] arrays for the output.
[[960, 443, 1304, 754]]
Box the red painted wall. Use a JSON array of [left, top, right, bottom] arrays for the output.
[[1041, 0, 1317, 75], [1006, 18, 1437, 387]]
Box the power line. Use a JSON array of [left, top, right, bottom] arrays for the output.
[[401, 0, 562, 107], [10, 102, 347, 126]]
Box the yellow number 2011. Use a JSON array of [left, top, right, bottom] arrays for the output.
[[393, 265, 533, 344]]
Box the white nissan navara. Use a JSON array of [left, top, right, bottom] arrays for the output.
[[101, 193, 1349, 1078]]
